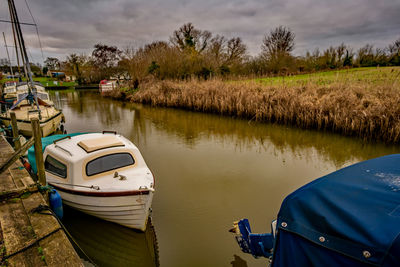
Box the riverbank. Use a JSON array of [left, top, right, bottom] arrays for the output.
[[0, 77, 76, 89], [105, 67, 400, 144]]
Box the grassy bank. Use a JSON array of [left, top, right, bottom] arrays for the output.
[[253, 67, 397, 86], [0, 77, 76, 88], [108, 67, 400, 143]]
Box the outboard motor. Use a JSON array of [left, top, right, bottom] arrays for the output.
[[230, 218, 276, 258]]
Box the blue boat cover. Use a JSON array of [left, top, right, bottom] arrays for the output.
[[272, 154, 400, 267], [28, 133, 86, 174]]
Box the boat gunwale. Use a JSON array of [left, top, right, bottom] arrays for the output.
[[50, 183, 153, 197], [0, 110, 63, 123]]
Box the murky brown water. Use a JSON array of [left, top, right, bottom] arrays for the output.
[[50, 90, 400, 267]]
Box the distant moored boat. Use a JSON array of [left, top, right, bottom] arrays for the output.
[[99, 80, 117, 94]]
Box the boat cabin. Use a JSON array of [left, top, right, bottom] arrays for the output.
[[15, 82, 51, 105], [2, 81, 51, 106], [40, 133, 154, 191]]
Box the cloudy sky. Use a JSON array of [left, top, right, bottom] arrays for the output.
[[0, 0, 399, 64]]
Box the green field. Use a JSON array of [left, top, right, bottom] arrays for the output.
[[250, 67, 400, 87], [0, 77, 76, 88]]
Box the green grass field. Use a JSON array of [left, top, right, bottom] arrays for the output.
[[250, 67, 400, 87], [0, 77, 76, 87]]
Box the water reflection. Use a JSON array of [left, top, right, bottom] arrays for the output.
[[63, 206, 159, 267], [126, 104, 399, 167], [52, 90, 399, 168], [230, 255, 248, 267]]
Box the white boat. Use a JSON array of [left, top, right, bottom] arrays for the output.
[[0, 0, 62, 137], [0, 80, 62, 137], [0, 104, 64, 137], [99, 80, 117, 94], [36, 132, 155, 231]]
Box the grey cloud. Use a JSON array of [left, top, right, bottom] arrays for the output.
[[1, 0, 399, 63]]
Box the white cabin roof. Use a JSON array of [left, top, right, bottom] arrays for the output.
[[45, 133, 139, 163]]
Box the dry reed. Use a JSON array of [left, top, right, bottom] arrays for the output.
[[108, 71, 400, 143]]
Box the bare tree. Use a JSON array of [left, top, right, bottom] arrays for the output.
[[92, 43, 122, 68], [143, 41, 169, 54], [323, 46, 337, 68], [119, 47, 148, 85], [226, 37, 247, 63], [388, 38, 400, 54], [63, 53, 85, 83], [207, 35, 226, 65], [44, 57, 60, 70], [261, 26, 295, 73], [261, 26, 295, 59], [91, 43, 122, 80], [170, 22, 212, 53], [336, 43, 346, 64], [356, 44, 374, 66]]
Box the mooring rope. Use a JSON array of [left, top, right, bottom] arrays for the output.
[[1, 225, 63, 261]]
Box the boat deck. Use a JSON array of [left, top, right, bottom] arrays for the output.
[[0, 136, 83, 266]]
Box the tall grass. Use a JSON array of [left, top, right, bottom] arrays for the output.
[[108, 67, 400, 143]]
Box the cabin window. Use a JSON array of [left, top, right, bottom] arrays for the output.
[[86, 153, 135, 176], [45, 155, 67, 178]]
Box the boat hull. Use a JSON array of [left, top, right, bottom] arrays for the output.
[[0, 111, 63, 137], [51, 184, 154, 231]]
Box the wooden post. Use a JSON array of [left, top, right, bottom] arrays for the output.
[[10, 111, 21, 150], [31, 118, 46, 185]]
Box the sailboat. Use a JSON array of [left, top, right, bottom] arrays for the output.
[[0, 0, 63, 137]]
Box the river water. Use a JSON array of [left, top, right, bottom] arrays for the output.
[[49, 90, 399, 267]]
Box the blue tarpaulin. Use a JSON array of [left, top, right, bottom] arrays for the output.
[[28, 133, 86, 174], [272, 154, 400, 266]]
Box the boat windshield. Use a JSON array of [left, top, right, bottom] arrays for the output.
[[86, 153, 135, 176], [37, 92, 49, 100]]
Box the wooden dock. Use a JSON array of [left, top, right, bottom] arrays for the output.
[[0, 135, 83, 266]]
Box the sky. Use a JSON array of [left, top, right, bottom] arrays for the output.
[[0, 0, 399, 64]]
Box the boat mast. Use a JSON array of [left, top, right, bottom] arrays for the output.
[[7, 3, 22, 78], [8, 3, 27, 81], [2, 32, 15, 81], [8, 0, 33, 86], [7, 0, 41, 118]]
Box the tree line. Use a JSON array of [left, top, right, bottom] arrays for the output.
[[40, 23, 400, 85]]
